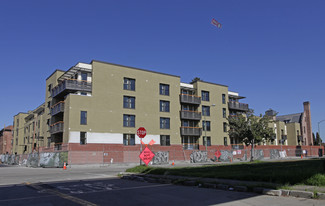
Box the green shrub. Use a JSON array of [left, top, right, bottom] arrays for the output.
[[305, 174, 325, 186]]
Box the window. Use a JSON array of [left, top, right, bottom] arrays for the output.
[[48, 84, 52, 93], [123, 96, 135, 109], [81, 72, 87, 81], [123, 134, 135, 145], [80, 111, 87, 125], [123, 115, 135, 127], [160, 84, 169, 96], [202, 91, 209, 101], [222, 94, 226, 104], [202, 106, 210, 116], [224, 137, 228, 146], [17, 119, 19, 127], [81, 92, 87, 96], [124, 78, 135, 91], [202, 121, 211, 131], [80, 132, 87, 145], [160, 135, 170, 146], [203, 136, 211, 146], [160, 117, 170, 129], [182, 136, 199, 150], [47, 101, 51, 108], [223, 108, 226, 118], [160, 100, 170, 112], [38, 120, 40, 128], [223, 122, 227, 132]]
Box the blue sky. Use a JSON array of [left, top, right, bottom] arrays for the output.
[[1, 0, 325, 140]]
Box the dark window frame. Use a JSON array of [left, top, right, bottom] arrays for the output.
[[202, 106, 210, 116], [80, 111, 87, 125], [80, 132, 87, 145], [202, 91, 210, 101], [160, 117, 170, 129], [160, 100, 170, 112], [159, 84, 170, 96], [160, 135, 170, 146], [123, 134, 135, 146], [124, 78, 136, 91], [123, 114, 135, 127], [203, 121, 211, 131], [123, 96, 136, 109]]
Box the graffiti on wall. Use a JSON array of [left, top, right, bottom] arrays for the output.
[[190, 151, 207, 163], [270, 149, 280, 159], [253, 149, 264, 160], [152, 151, 169, 165]]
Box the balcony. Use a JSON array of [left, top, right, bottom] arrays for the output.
[[51, 79, 92, 98], [180, 111, 201, 120], [281, 135, 287, 140], [180, 94, 201, 105], [228, 101, 249, 112], [51, 101, 64, 116], [180, 127, 202, 136], [50, 122, 64, 134]]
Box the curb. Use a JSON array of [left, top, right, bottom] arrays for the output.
[[120, 173, 325, 200]]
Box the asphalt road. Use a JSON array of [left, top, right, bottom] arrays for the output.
[[1, 165, 325, 206]]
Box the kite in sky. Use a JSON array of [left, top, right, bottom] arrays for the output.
[[211, 18, 222, 28]]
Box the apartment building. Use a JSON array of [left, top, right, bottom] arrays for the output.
[[265, 101, 312, 146], [38, 60, 250, 153], [12, 104, 45, 154], [0, 125, 13, 154]]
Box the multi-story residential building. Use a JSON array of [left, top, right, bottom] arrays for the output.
[[265, 101, 312, 146], [41, 60, 247, 153], [12, 104, 45, 154], [0, 125, 13, 154]]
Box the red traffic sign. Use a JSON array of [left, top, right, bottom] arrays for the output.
[[139, 147, 155, 166], [137, 127, 146, 138], [215, 150, 221, 158]]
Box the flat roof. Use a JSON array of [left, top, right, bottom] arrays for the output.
[[92, 60, 181, 78]]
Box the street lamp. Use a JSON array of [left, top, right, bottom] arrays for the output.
[[203, 104, 216, 152], [318, 120, 325, 153]]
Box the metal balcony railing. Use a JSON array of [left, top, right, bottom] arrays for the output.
[[228, 101, 249, 111], [50, 122, 64, 134], [281, 135, 287, 140], [180, 127, 202, 136], [180, 111, 201, 120], [51, 79, 92, 98], [51, 101, 64, 116], [180, 94, 201, 104]]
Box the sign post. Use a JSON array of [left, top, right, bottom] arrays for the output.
[[215, 150, 221, 162], [137, 127, 146, 165]]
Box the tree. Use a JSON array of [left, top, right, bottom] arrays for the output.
[[316, 132, 322, 146], [313, 133, 316, 145], [228, 110, 275, 161]]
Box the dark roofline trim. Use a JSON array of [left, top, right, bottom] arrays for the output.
[[276, 113, 303, 117], [92, 60, 181, 79], [46, 69, 66, 81]]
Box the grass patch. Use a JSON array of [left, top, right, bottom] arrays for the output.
[[126, 159, 325, 186], [305, 174, 325, 186]]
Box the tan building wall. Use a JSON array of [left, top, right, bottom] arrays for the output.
[[12, 113, 28, 154], [63, 61, 181, 145], [193, 81, 229, 146], [287, 122, 301, 146]]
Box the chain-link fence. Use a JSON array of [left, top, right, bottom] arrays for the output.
[[1, 145, 323, 167]]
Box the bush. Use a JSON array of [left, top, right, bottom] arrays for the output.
[[305, 174, 325, 186]]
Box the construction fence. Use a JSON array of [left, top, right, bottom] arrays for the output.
[[1, 145, 323, 167]]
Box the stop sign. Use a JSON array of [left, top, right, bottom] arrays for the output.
[[137, 127, 146, 138]]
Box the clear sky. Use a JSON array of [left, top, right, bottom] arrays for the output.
[[1, 0, 325, 141]]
